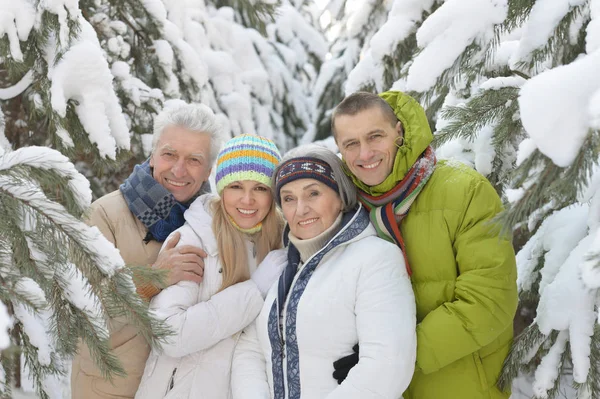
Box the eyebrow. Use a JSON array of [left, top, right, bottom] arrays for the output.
[[280, 182, 320, 194], [232, 180, 267, 188], [340, 129, 384, 147], [159, 146, 205, 158]]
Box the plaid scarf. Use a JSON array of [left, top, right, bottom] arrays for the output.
[[357, 146, 437, 275], [120, 160, 194, 242]]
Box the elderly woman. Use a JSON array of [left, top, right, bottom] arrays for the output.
[[231, 145, 416, 399]]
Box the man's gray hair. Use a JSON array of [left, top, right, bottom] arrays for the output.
[[152, 102, 225, 164], [272, 144, 358, 212]]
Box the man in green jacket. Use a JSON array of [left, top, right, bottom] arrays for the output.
[[331, 90, 518, 399]]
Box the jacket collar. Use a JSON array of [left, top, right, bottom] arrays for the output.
[[283, 203, 373, 256]]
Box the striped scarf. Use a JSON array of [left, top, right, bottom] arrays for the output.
[[357, 146, 437, 275]]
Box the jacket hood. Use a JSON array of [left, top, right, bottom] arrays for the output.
[[346, 91, 433, 196]]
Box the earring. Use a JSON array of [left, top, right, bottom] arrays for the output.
[[395, 136, 404, 148]]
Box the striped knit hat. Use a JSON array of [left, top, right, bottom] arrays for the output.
[[215, 134, 282, 194]]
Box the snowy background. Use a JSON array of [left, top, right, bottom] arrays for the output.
[[1, 0, 599, 398]]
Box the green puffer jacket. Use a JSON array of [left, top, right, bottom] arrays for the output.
[[347, 91, 518, 399]]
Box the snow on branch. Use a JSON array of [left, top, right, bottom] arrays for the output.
[[512, 165, 600, 397], [57, 262, 110, 342], [274, 5, 328, 62], [0, 0, 36, 62], [0, 175, 124, 277], [518, 49, 600, 167], [48, 17, 130, 159], [0, 71, 33, 100], [511, 0, 587, 65], [39, 0, 81, 47], [535, 233, 597, 389], [12, 281, 54, 367], [0, 146, 92, 209], [369, 0, 435, 62], [2, 0, 132, 160], [479, 76, 527, 91], [533, 330, 569, 397], [141, 0, 208, 92], [406, 0, 508, 92]]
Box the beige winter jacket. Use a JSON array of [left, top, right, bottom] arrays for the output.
[[71, 190, 162, 399]]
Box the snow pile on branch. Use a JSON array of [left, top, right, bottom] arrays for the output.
[[0, 0, 131, 159], [0, 71, 33, 101], [47, 17, 130, 159], [512, 165, 600, 398], [510, 0, 587, 65], [0, 143, 149, 397], [0, 146, 92, 208], [0, 0, 36, 62], [369, 0, 436, 62], [141, 0, 209, 96], [406, 0, 508, 92], [518, 49, 600, 167], [12, 278, 54, 366]]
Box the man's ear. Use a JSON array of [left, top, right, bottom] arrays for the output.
[[149, 155, 154, 167], [204, 167, 212, 181], [395, 121, 404, 137]]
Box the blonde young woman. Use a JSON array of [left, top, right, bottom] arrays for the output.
[[135, 135, 286, 399]]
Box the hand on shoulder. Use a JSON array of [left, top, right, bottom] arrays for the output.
[[152, 232, 207, 287]]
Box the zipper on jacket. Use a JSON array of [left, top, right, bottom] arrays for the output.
[[166, 367, 177, 394], [277, 207, 362, 399], [229, 332, 243, 369]]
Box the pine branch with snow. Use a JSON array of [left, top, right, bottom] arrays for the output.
[[215, 0, 277, 34], [435, 86, 523, 189], [0, 2, 130, 161], [0, 4, 172, 392], [0, 142, 168, 398], [309, 0, 390, 142]]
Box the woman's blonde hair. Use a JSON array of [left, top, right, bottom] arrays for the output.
[[211, 194, 284, 291]]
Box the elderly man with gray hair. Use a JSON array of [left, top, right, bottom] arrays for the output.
[[71, 102, 226, 398]]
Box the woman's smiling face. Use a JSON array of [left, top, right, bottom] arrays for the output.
[[222, 180, 273, 229], [280, 178, 343, 240]]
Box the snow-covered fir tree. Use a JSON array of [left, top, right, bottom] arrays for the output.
[[311, 0, 600, 398], [0, 0, 324, 397], [0, 3, 173, 398]]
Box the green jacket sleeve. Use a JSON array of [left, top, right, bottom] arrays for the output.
[[416, 178, 518, 374]]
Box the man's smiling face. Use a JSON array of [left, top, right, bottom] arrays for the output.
[[149, 125, 212, 203], [334, 106, 403, 186]]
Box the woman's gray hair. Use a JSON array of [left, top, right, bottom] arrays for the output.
[[272, 144, 358, 212], [152, 102, 225, 164]]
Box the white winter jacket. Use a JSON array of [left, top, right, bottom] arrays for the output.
[[135, 194, 265, 399], [231, 205, 417, 399]]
